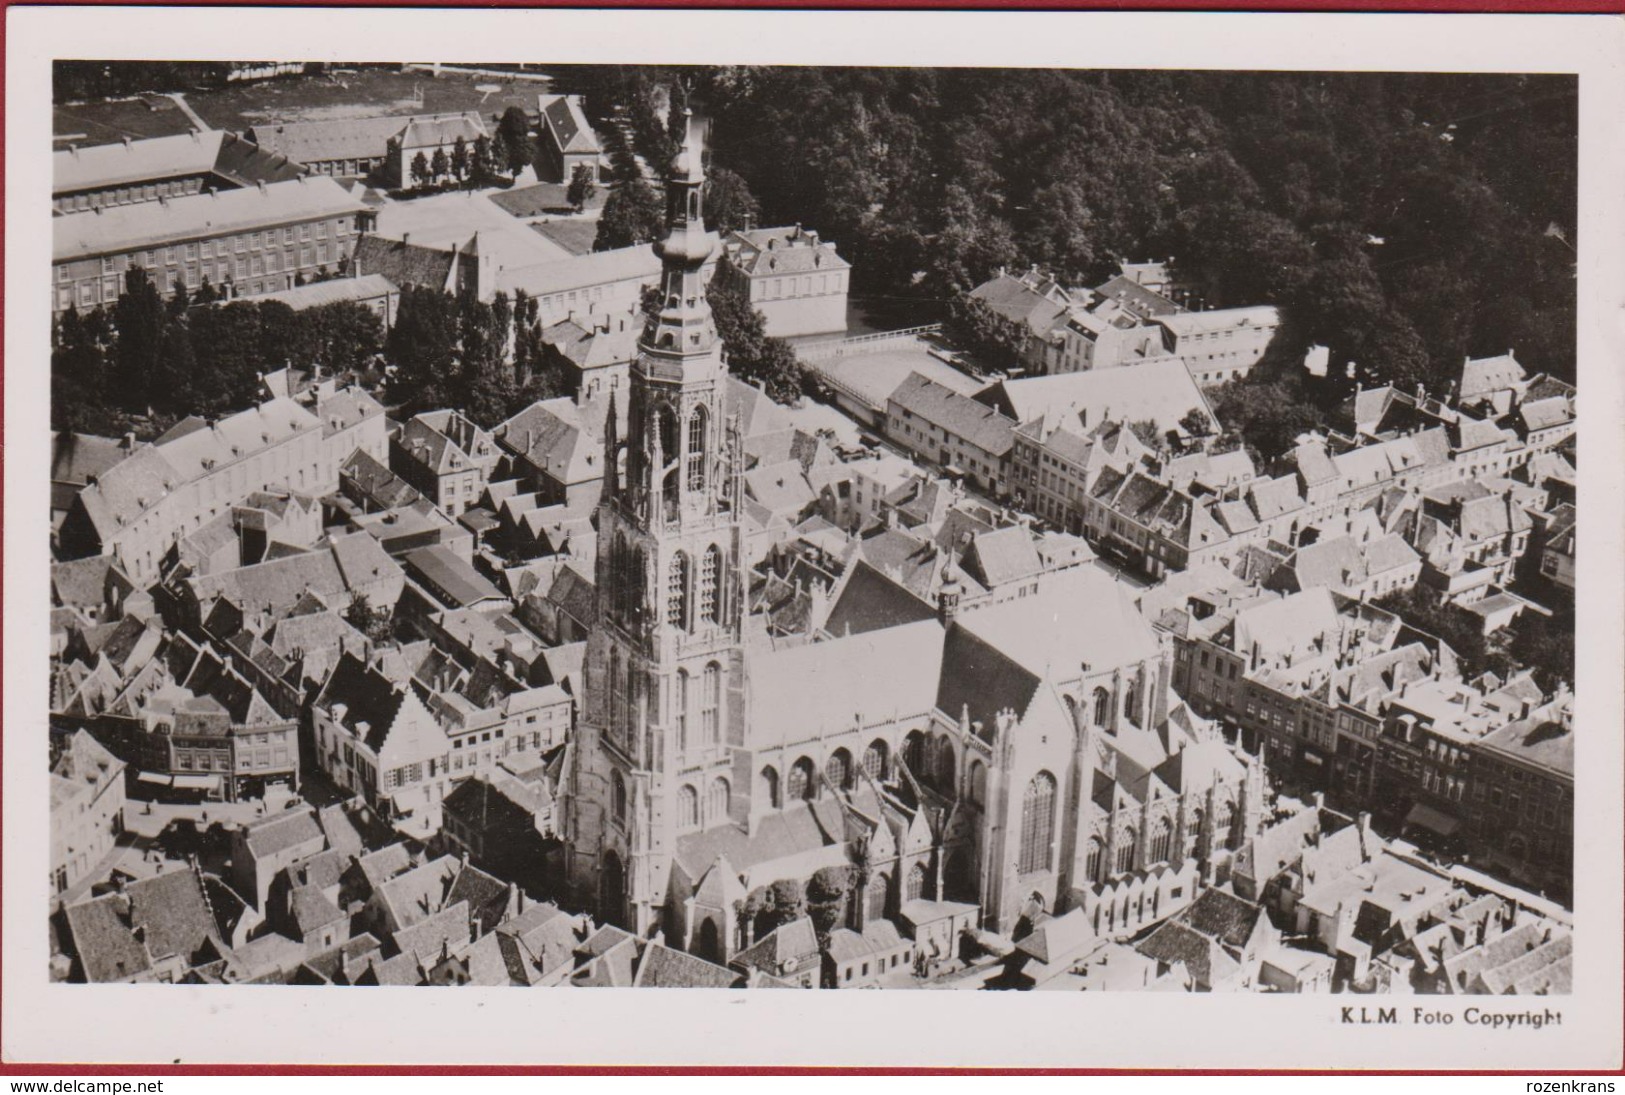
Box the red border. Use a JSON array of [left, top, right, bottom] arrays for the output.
[[10, 1, 1625, 1077]]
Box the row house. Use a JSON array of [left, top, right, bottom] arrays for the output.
[[312, 653, 456, 839], [884, 372, 1015, 496], [391, 410, 500, 519], [53, 176, 368, 312], [1407, 480, 1535, 607], [50, 730, 127, 897], [57, 396, 335, 584]]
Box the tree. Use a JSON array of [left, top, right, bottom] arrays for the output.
[[461, 291, 520, 428], [593, 176, 664, 251], [944, 295, 1028, 375], [485, 133, 508, 186], [386, 286, 460, 409], [567, 163, 598, 212], [707, 277, 802, 404], [52, 307, 114, 433], [306, 301, 385, 375], [1127, 419, 1163, 449], [344, 591, 394, 645], [450, 136, 470, 183], [1373, 588, 1511, 683], [1506, 606, 1575, 693], [1209, 373, 1325, 463], [112, 266, 166, 411], [702, 167, 759, 234], [805, 865, 855, 945], [410, 151, 431, 190], [498, 105, 534, 176], [430, 146, 451, 185]]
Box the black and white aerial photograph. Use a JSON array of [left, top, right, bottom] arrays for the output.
[[41, 44, 1590, 1006]]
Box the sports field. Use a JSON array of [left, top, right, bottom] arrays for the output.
[[54, 67, 548, 148]]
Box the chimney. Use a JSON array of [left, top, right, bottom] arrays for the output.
[[402, 233, 410, 248], [122, 432, 137, 452], [121, 136, 131, 148], [256, 180, 266, 194]]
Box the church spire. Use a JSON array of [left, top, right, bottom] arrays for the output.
[[642, 110, 719, 362]]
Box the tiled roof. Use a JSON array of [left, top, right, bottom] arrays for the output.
[[184, 533, 401, 622], [889, 372, 1016, 457], [979, 358, 1218, 436], [963, 526, 1042, 588], [744, 619, 945, 751], [1459, 352, 1527, 400], [495, 244, 665, 299], [243, 807, 324, 860], [55, 177, 365, 261], [65, 869, 220, 983], [725, 225, 850, 277], [1093, 275, 1180, 318], [351, 234, 460, 292], [249, 112, 482, 166], [539, 94, 600, 155], [633, 942, 744, 988], [822, 561, 936, 637], [1134, 920, 1239, 988], [404, 545, 505, 608], [341, 448, 422, 509], [968, 272, 1072, 337], [1176, 888, 1264, 952], [55, 130, 305, 195], [255, 274, 398, 313], [399, 113, 488, 150]]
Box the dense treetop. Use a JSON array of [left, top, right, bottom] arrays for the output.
[[555, 66, 1575, 398]]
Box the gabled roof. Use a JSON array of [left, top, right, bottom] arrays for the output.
[[822, 560, 936, 638], [962, 526, 1042, 589], [977, 358, 1217, 437], [633, 942, 743, 989], [54, 130, 305, 195], [65, 869, 221, 983], [889, 372, 1016, 457], [1459, 352, 1527, 400], [538, 94, 600, 155]]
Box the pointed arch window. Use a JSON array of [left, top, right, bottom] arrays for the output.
[[611, 770, 627, 824], [1085, 837, 1104, 883], [1018, 771, 1057, 875], [969, 760, 987, 807], [686, 406, 707, 493], [608, 647, 625, 743], [907, 862, 928, 903], [759, 766, 780, 809], [863, 739, 888, 782], [1150, 818, 1173, 865], [866, 873, 889, 921], [1221, 798, 1241, 849], [701, 661, 722, 746], [678, 784, 699, 829], [787, 757, 815, 802], [674, 669, 690, 753], [935, 739, 956, 792], [667, 551, 690, 630], [707, 777, 730, 826], [826, 749, 852, 792], [1092, 687, 1111, 727], [699, 545, 722, 626], [1115, 828, 1137, 875]]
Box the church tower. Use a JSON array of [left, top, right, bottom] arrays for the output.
[[564, 115, 748, 938]]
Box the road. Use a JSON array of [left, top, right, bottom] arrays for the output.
[[162, 93, 210, 132]]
